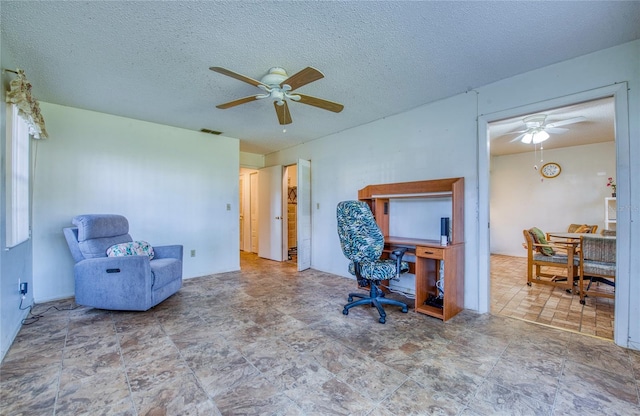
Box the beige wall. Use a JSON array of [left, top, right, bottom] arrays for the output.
[[490, 141, 616, 256]]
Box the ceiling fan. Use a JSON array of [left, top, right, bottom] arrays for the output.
[[509, 114, 587, 144], [210, 66, 344, 125]]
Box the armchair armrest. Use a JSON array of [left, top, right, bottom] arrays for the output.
[[153, 245, 183, 261], [390, 247, 408, 279], [74, 255, 153, 310], [532, 240, 579, 254]]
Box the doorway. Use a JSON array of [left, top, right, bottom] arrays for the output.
[[241, 160, 311, 271], [239, 167, 259, 253], [478, 84, 630, 346], [284, 164, 298, 263]]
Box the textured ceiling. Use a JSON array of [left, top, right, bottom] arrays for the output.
[[489, 97, 615, 156], [2, 1, 639, 155]]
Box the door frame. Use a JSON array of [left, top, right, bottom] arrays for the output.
[[477, 83, 630, 347]]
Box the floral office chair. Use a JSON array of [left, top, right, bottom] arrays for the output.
[[336, 200, 409, 323]]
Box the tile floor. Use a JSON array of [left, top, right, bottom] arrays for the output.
[[490, 254, 615, 339], [1, 252, 638, 415]]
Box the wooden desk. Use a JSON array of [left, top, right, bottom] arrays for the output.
[[359, 178, 465, 321], [386, 237, 465, 321]]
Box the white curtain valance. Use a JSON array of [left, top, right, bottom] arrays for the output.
[[5, 69, 48, 139]]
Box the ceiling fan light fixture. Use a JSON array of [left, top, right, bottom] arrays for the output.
[[520, 129, 550, 144], [260, 67, 289, 86], [532, 130, 550, 144]]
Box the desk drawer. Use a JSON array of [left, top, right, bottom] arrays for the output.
[[416, 246, 444, 259]]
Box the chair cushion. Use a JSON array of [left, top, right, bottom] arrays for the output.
[[574, 224, 592, 233], [150, 258, 182, 288], [73, 214, 133, 259], [348, 259, 409, 281], [528, 227, 555, 256], [73, 214, 129, 241], [533, 253, 578, 265], [337, 201, 384, 263], [78, 234, 133, 259], [107, 241, 155, 259], [582, 235, 616, 263], [582, 260, 616, 277]]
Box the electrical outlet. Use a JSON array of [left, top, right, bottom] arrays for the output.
[[190, 249, 196, 257], [20, 282, 28, 295]]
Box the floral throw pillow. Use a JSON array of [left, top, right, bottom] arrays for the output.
[[107, 241, 154, 259]]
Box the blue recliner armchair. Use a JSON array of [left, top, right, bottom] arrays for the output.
[[63, 214, 183, 311]]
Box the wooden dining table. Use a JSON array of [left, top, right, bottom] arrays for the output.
[[547, 232, 592, 241]]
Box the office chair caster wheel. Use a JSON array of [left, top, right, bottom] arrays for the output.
[[527, 282, 532, 286], [347, 296, 353, 302], [343, 308, 349, 315], [401, 306, 408, 313], [580, 300, 585, 305], [379, 317, 386, 324]]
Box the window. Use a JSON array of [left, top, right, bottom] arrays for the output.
[[5, 103, 31, 248]]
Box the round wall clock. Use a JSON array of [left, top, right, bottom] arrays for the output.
[[541, 162, 561, 178]]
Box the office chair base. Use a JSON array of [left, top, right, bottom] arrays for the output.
[[343, 283, 408, 324]]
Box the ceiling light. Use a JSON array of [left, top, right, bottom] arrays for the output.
[[521, 129, 550, 144], [532, 130, 550, 144]]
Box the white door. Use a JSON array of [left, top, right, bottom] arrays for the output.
[[239, 175, 244, 250], [297, 159, 311, 271], [258, 165, 284, 261], [250, 172, 259, 253]]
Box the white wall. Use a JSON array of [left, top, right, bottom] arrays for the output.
[[240, 152, 264, 169], [266, 92, 481, 310], [32, 103, 240, 302], [491, 142, 616, 256]]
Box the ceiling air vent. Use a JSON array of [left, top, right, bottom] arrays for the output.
[[200, 128, 223, 135]]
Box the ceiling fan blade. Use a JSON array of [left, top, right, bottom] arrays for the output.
[[274, 101, 292, 125], [545, 127, 569, 134], [216, 95, 260, 109], [281, 67, 324, 90], [295, 94, 344, 113], [505, 129, 528, 135], [509, 133, 527, 143], [546, 116, 586, 128], [210, 67, 267, 88]]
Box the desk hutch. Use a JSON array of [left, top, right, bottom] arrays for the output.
[[358, 177, 465, 321]]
